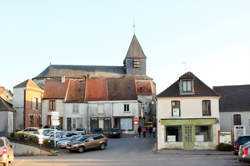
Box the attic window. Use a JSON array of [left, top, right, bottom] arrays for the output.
[[133, 59, 140, 68], [182, 80, 192, 92]]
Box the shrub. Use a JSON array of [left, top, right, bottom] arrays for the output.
[[29, 135, 38, 144], [10, 132, 15, 138], [216, 143, 233, 151], [18, 133, 25, 142], [43, 139, 50, 147]]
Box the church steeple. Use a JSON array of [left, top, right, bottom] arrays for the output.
[[124, 35, 147, 75]]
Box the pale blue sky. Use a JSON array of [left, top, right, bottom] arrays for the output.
[[0, 0, 250, 93]]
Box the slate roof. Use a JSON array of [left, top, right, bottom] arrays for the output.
[[124, 34, 146, 60], [157, 72, 219, 97], [0, 97, 13, 112], [14, 80, 29, 88], [213, 85, 250, 112], [34, 65, 126, 79], [14, 79, 41, 89], [43, 79, 69, 99]]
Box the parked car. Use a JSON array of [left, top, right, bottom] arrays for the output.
[[234, 136, 250, 155], [57, 135, 81, 149], [0, 137, 14, 166], [28, 128, 55, 139], [92, 128, 103, 134], [67, 134, 108, 153], [17, 127, 39, 135], [108, 128, 121, 138], [238, 141, 250, 162]]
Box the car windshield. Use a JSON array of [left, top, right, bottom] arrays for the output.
[[238, 136, 250, 145], [111, 128, 119, 132], [76, 137, 87, 142], [0, 139, 4, 147]]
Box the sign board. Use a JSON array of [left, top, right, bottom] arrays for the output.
[[167, 135, 176, 142], [220, 132, 231, 144], [195, 135, 204, 142], [234, 125, 246, 141], [52, 119, 60, 126], [38, 135, 43, 144], [134, 117, 138, 124]]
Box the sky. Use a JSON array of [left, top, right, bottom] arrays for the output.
[[0, 0, 250, 93]]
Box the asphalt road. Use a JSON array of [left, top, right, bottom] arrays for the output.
[[14, 136, 249, 166]]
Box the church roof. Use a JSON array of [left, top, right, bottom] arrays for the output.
[[157, 72, 219, 97], [124, 34, 146, 60], [34, 65, 126, 79]]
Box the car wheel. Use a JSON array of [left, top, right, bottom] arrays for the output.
[[100, 143, 106, 150], [78, 146, 85, 153]]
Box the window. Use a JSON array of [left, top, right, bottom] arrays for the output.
[[124, 104, 129, 112], [35, 98, 38, 110], [171, 101, 180, 117], [73, 104, 79, 113], [49, 100, 56, 111], [166, 126, 182, 142], [120, 118, 133, 130], [29, 115, 34, 126], [98, 104, 104, 114], [233, 114, 241, 125], [202, 100, 211, 116], [182, 80, 192, 92], [195, 126, 212, 142], [133, 59, 140, 68]]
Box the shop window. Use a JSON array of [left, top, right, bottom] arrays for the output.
[[202, 100, 211, 116], [195, 126, 212, 142], [104, 118, 111, 131], [90, 118, 98, 132], [124, 104, 129, 112], [166, 126, 182, 142], [171, 101, 180, 117], [233, 114, 241, 125], [120, 118, 133, 130]]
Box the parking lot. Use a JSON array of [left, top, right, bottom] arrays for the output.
[[13, 135, 250, 166]]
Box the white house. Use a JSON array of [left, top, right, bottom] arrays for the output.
[[157, 72, 220, 150], [214, 85, 250, 138]]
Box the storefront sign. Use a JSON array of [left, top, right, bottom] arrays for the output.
[[167, 135, 176, 142], [195, 135, 204, 142]]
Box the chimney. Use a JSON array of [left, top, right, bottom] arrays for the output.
[[61, 76, 65, 83]]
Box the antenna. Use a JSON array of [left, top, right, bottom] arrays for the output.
[[49, 56, 52, 66], [133, 18, 135, 34]]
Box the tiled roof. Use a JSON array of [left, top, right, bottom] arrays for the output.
[[0, 97, 13, 112], [107, 78, 137, 100], [213, 85, 250, 112], [136, 82, 152, 96], [85, 78, 108, 101], [65, 79, 85, 103], [124, 34, 146, 60], [43, 79, 69, 99], [157, 72, 219, 97], [34, 65, 126, 79]]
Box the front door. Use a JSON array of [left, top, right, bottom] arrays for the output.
[[183, 125, 194, 149], [99, 119, 104, 129], [67, 118, 72, 131]]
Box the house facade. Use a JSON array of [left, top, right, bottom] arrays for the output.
[[214, 85, 250, 137], [13, 80, 43, 129], [157, 72, 220, 150], [0, 87, 14, 136]]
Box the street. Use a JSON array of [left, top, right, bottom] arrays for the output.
[[14, 136, 248, 166]]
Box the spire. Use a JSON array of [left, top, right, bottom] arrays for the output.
[[124, 34, 146, 60]]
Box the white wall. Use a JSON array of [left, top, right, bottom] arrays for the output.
[[220, 111, 250, 135], [13, 88, 25, 130], [112, 101, 139, 117], [157, 97, 220, 119]]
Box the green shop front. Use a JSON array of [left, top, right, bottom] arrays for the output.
[[159, 118, 219, 149]]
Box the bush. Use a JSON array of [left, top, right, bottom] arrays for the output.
[[18, 133, 25, 142], [216, 143, 233, 151], [43, 139, 50, 147], [10, 132, 15, 138], [29, 135, 38, 144]]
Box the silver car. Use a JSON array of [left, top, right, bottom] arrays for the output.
[[238, 141, 250, 162], [0, 137, 14, 166]]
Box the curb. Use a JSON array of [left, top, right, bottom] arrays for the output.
[[156, 151, 233, 156]]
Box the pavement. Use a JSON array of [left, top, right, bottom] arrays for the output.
[[12, 142, 54, 156], [156, 149, 233, 156]]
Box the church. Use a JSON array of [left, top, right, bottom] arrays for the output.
[[13, 35, 156, 133]]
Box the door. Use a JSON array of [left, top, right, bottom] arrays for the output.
[[183, 125, 194, 148], [67, 118, 72, 131], [99, 119, 104, 129]]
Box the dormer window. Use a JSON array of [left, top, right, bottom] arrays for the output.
[[182, 80, 192, 92], [180, 79, 194, 95]]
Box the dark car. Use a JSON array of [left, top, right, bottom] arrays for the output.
[[92, 128, 103, 134], [234, 136, 250, 155], [108, 128, 121, 138]]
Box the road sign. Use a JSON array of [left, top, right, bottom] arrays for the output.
[[38, 135, 43, 144], [134, 117, 138, 124]]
